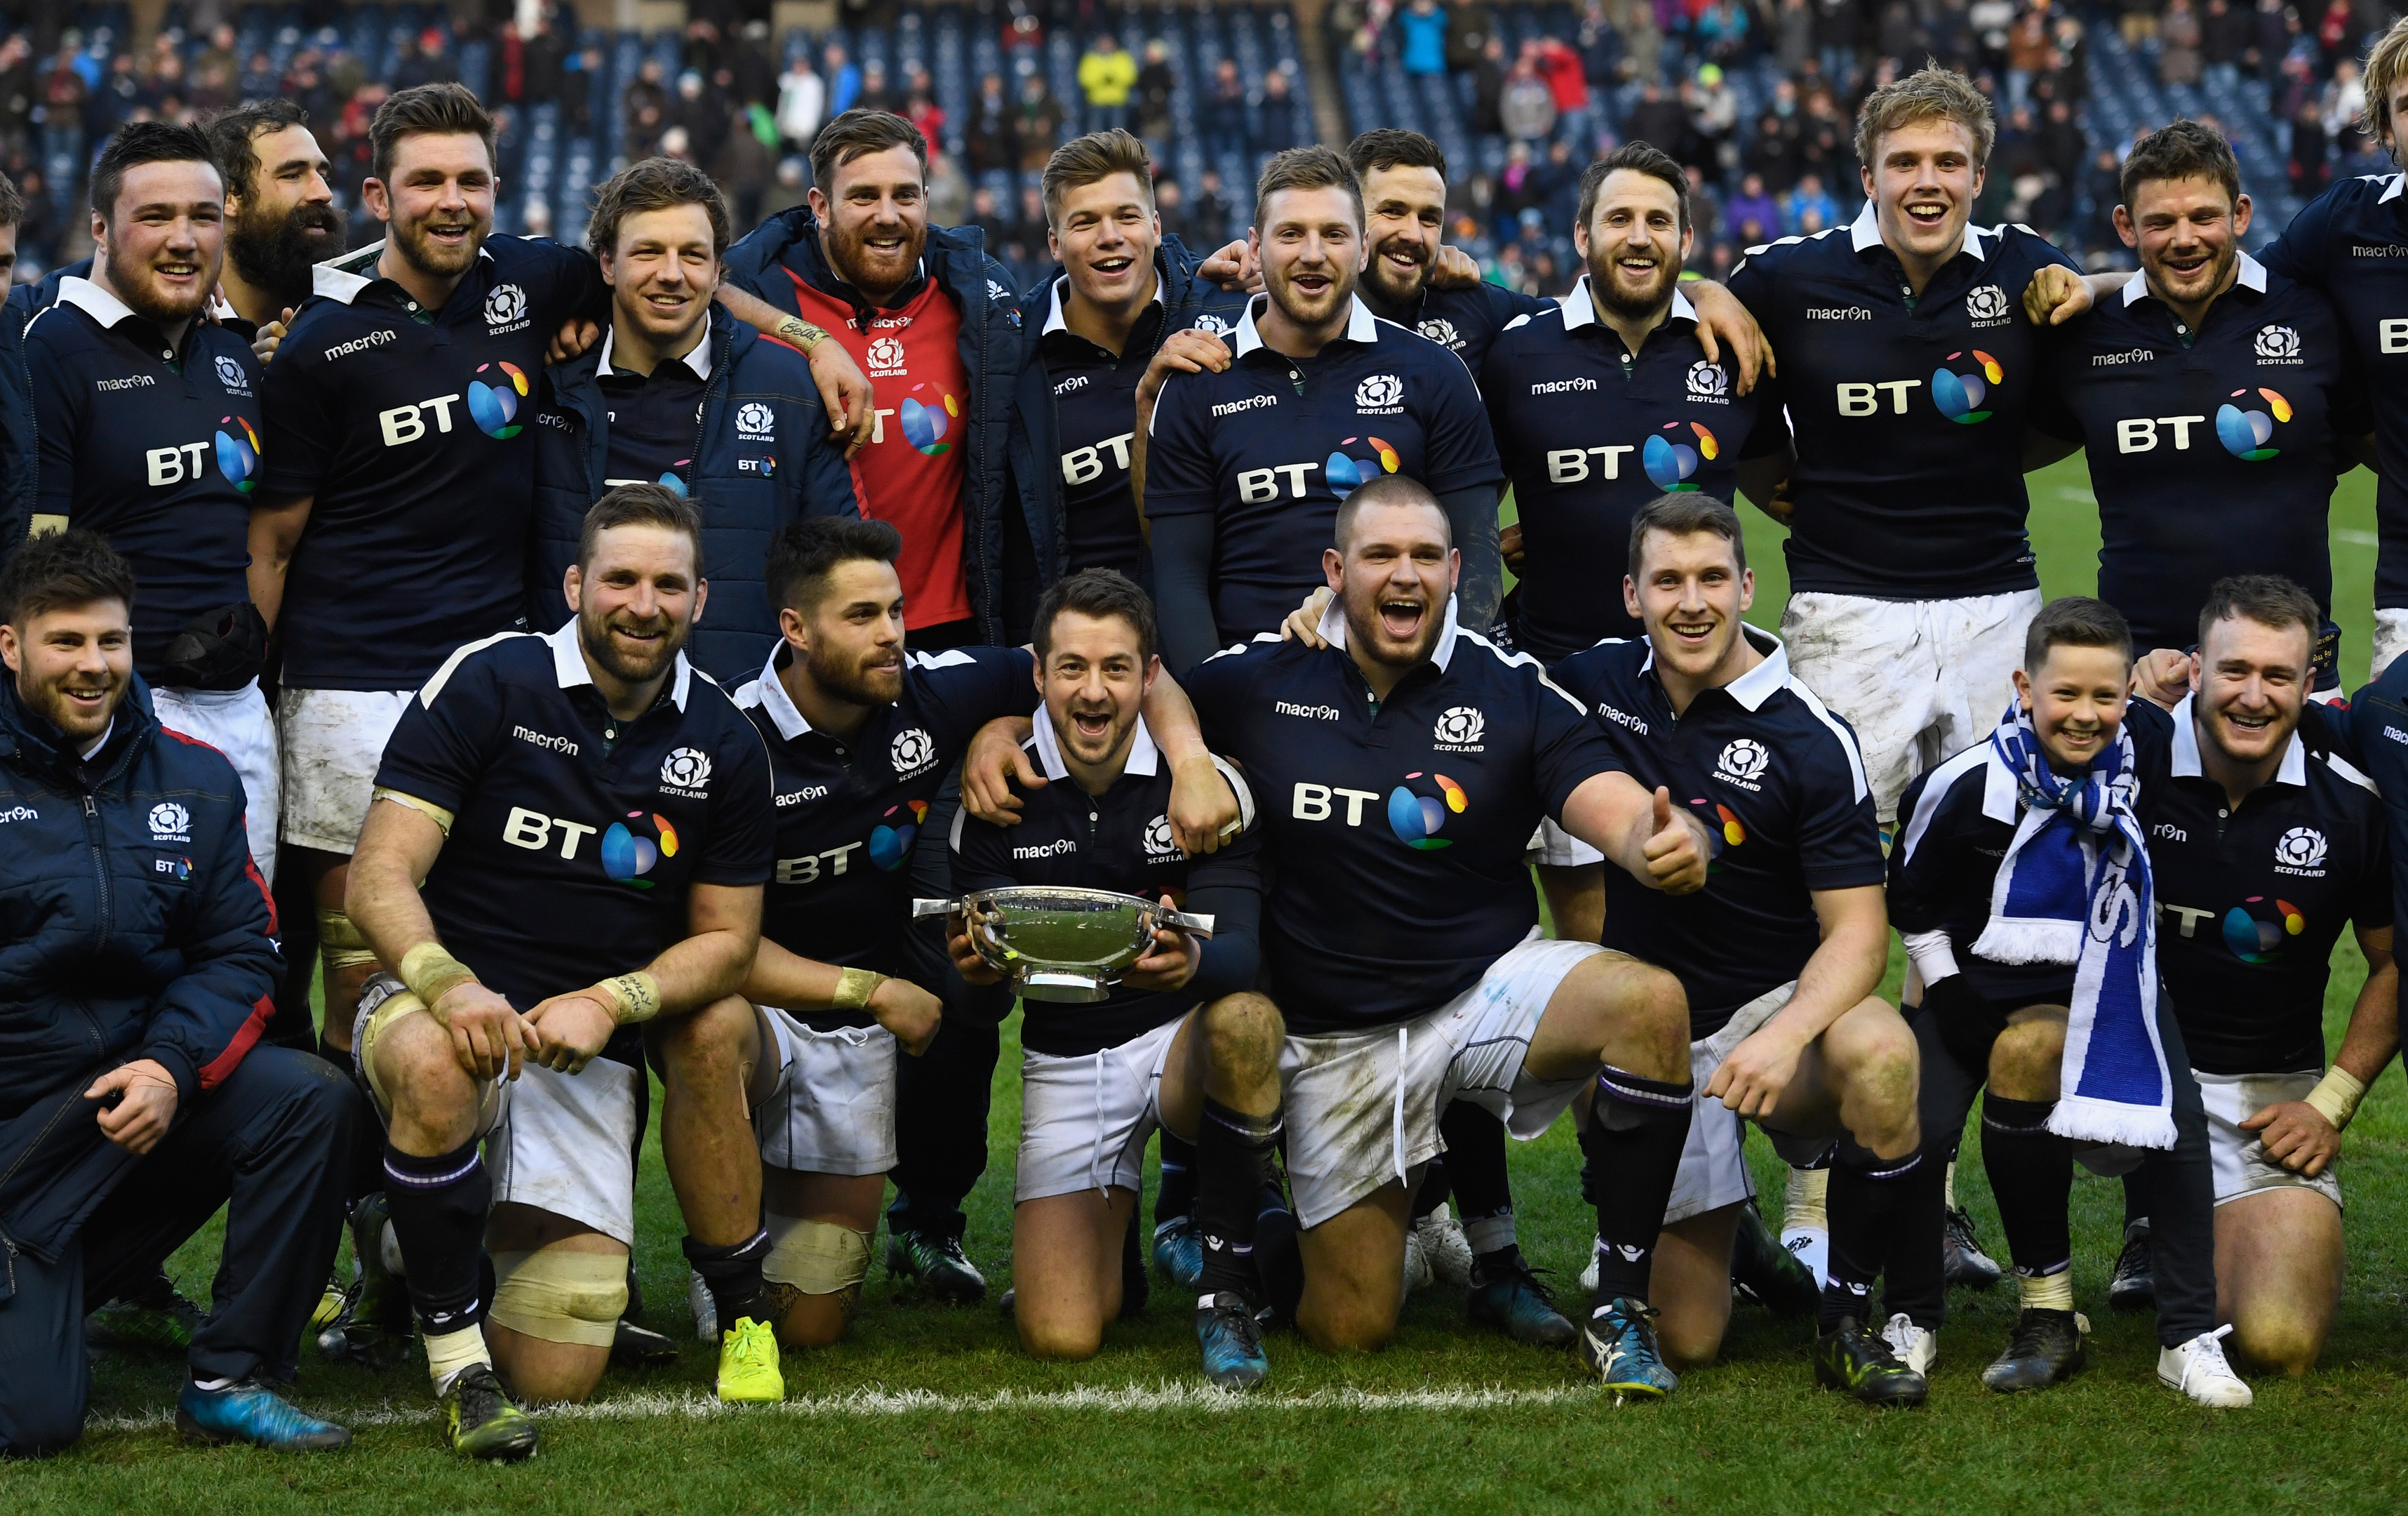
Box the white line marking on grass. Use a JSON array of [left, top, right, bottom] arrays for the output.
[[88, 1382, 1602, 1433], [2337, 529, 2379, 547]]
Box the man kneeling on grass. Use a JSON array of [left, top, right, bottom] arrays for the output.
[[948, 569, 1280, 1385]]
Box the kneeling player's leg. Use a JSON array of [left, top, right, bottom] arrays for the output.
[[1012, 1189, 1139, 1359], [1981, 1005, 2074, 1306], [1295, 1185, 1415, 1351], [2217, 1188, 2342, 1375], [306, 851, 379, 1057], [1649, 1205, 1744, 1366], [761, 1169, 885, 1349], [650, 995, 777, 1335], [1158, 993, 1286, 1306], [484, 1206, 627, 1405]]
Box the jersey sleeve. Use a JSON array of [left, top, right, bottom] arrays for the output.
[[1793, 722, 1886, 890], [2258, 186, 2336, 286], [1885, 766, 1964, 935], [1176, 639, 1262, 744], [369, 645, 509, 814], [524, 237, 610, 326], [24, 326, 83, 528], [693, 710, 777, 886], [1530, 670, 1627, 820], [947, 782, 1023, 895], [255, 333, 334, 498], [914, 647, 1039, 754], [2350, 788, 2394, 938], [1735, 375, 1791, 460], [1419, 353, 1506, 496], [1139, 370, 1219, 519], [2025, 328, 2085, 442], [1720, 254, 1775, 318]]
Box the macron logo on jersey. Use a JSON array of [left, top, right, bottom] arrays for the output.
[[2092, 348, 2154, 366], [1276, 700, 1341, 721], [323, 329, 398, 363], [1013, 838, 1078, 859], [1807, 306, 1873, 320], [96, 375, 156, 391], [1212, 394, 1278, 418], [1531, 377, 1598, 395], [514, 725, 580, 757]]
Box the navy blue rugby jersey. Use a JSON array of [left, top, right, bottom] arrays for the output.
[[1723, 206, 2078, 598], [1144, 294, 1503, 641], [2030, 255, 2364, 655], [1182, 598, 1624, 1032], [25, 278, 265, 684], [732, 641, 1036, 1028], [1039, 277, 1171, 578], [370, 621, 776, 1017], [1484, 279, 1782, 663], [950, 714, 1263, 1058], [1549, 628, 1884, 1034], [2261, 173, 2408, 609], [259, 237, 606, 690], [1358, 276, 1553, 377], [2139, 696, 2388, 1075], [596, 328, 710, 492]]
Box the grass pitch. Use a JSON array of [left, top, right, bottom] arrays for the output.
[[22, 458, 2408, 1513]]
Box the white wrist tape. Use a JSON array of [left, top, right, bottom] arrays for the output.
[[2303, 1065, 2367, 1130]]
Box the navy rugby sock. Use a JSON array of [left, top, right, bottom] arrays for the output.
[[1980, 1095, 2073, 1281], [1196, 1098, 1283, 1301], [1819, 1150, 1936, 1332], [1581, 1066, 1692, 1304], [685, 1230, 773, 1332], [382, 1140, 491, 1336], [1154, 1132, 1198, 1228]]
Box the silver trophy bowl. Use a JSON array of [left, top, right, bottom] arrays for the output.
[[914, 887, 1215, 1002]]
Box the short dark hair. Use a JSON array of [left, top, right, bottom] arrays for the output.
[[0, 168, 22, 231], [1042, 128, 1156, 229], [1034, 568, 1158, 665], [1626, 493, 1745, 578], [369, 82, 497, 185], [577, 484, 705, 578], [1346, 128, 1447, 182], [765, 516, 904, 616], [90, 121, 222, 225], [204, 98, 309, 200], [808, 109, 927, 201], [2024, 597, 2134, 674], [1578, 140, 1690, 236], [0, 528, 136, 625], [1255, 145, 1364, 233], [1334, 474, 1450, 551], [2196, 574, 2322, 652], [2118, 118, 2242, 212], [588, 156, 731, 259]]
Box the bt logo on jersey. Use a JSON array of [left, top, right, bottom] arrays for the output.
[[215, 416, 262, 492], [603, 811, 681, 888], [1643, 423, 1720, 491], [467, 362, 528, 439], [1932, 351, 2002, 424], [2216, 387, 2293, 460]]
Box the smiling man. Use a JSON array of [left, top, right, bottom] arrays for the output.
[[1348, 129, 1553, 373], [1142, 147, 1504, 674], [206, 98, 343, 330], [2026, 121, 2367, 692], [530, 157, 860, 684]]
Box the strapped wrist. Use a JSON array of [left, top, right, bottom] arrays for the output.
[[2303, 1064, 2367, 1130], [831, 966, 887, 1011], [399, 942, 479, 1016], [591, 971, 663, 1025]]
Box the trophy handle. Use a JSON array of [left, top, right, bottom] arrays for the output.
[[1157, 910, 1215, 937], [911, 898, 959, 919]]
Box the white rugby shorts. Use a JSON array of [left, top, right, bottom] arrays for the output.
[[2374, 609, 2408, 684], [154, 679, 280, 888], [2199, 1069, 2343, 1210], [279, 686, 414, 854], [1280, 931, 1610, 1229], [754, 1009, 899, 1177], [486, 1060, 644, 1245], [1781, 588, 2042, 824], [1015, 1015, 1186, 1203], [1667, 980, 1835, 1224]]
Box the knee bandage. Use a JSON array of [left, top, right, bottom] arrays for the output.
[[317, 907, 380, 974], [763, 1214, 872, 1296], [488, 1249, 627, 1347]]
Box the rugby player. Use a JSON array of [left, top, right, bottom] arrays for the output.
[[345, 486, 780, 1456], [719, 519, 1235, 1335], [1546, 494, 1925, 1404], [1180, 474, 1711, 1394], [206, 98, 342, 335], [2025, 121, 2367, 691], [1887, 598, 2251, 1407], [530, 157, 861, 684], [1142, 147, 1504, 674], [25, 124, 276, 887], [2125, 577, 2392, 1376], [1347, 129, 1552, 371], [948, 569, 1280, 1385]]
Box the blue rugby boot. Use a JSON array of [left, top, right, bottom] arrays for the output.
[[1196, 1292, 1270, 1390], [1466, 1255, 1577, 1348], [1152, 1215, 1204, 1291], [1579, 1297, 1679, 1400], [176, 1379, 352, 1450]]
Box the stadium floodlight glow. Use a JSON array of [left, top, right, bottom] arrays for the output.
[[914, 887, 1215, 1002]]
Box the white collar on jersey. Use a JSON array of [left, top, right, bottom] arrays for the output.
[[2382, 173, 2404, 204], [749, 643, 813, 738], [2120, 250, 2269, 307], [1042, 272, 1166, 335], [2168, 691, 2308, 785], [597, 325, 712, 378], [1635, 623, 1788, 710], [1559, 274, 1697, 333], [1313, 592, 1463, 671], [312, 240, 496, 305], [56, 274, 139, 328], [1233, 291, 1379, 358], [544, 618, 692, 711], [1849, 199, 1989, 261], [1027, 704, 1160, 781]]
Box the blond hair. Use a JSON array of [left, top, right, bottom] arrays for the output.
[[1853, 64, 1996, 173], [2366, 15, 2408, 154], [1041, 129, 1155, 230]]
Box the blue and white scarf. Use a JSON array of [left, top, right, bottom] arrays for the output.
[[1971, 703, 2176, 1149]]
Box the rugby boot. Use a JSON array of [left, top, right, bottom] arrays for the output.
[[177, 1378, 352, 1450], [1196, 1293, 1270, 1390], [89, 1270, 207, 1351], [1579, 1297, 1679, 1400], [1731, 1202, 1821, 1318], [1981, 1308, 2090, 1392], [2108, 1221, 2156, 1313], [1942, 1204, 2005, 1290], [688, 1265, 718, 1341], [1882, 1312, 1940, 1375], [1466, 1256, 1577, 1348], [319, 1195, 413, 1367], [716, 1317, 785, 1403], [443, 1364, 539, 1462], [1579, 1235, 1603, 1295], [1814, 1315, 1928, 1407], [1414, 1204, 1476, 1288], [613, 1319, 680, 1366], [1151, 1215, 1204, 1290], [887, 1228, 988, 1304], [2159, 1325, 2254, 1408], [310, 1271, 349, 1335]]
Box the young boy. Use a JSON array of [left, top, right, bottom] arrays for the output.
[[1885, 597, 2251, 1407]]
